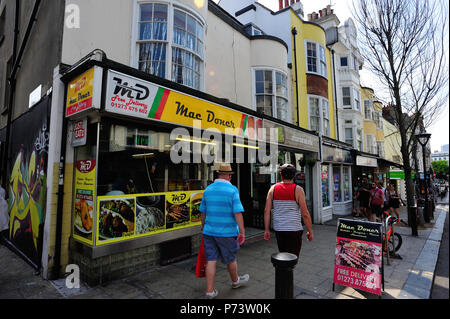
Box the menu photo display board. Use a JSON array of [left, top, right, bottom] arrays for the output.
[[333, 218, 384, 296], [96, 191, 203, 246], [73, 160, 96, 245]]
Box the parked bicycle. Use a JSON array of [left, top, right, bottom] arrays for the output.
[[382, 210, 402, 257]]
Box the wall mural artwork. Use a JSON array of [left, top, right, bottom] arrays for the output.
[[7, 98, 49, 267]]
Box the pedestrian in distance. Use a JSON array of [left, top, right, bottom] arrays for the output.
[[388, 184, 401, 220], [369, 182, 384, 222], [199, 163, 249, 299], [263, 163, 314, 258], [358, 177, 371, 220]]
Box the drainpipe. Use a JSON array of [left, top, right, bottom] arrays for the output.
[[331, 48, 339, 141], [291, 27, 300, 127], [2, 0, 41, 189]]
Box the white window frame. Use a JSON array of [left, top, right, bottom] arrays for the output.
[[342, 87, 351, 108], [340, 56, 348, 67], [131, 1, 206, 91], [308, 94, 330, 137], [365, 134, 377, 154], [353, 88, 360, 111], [364, 99, 373, 120], [252, 67, 290, 122], [344, 127, 354, 146], [305, 40, 327, 78]]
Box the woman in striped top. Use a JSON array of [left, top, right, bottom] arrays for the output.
[[263, 164, 314, 257]]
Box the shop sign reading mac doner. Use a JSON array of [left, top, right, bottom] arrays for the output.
[[105, 70, 262, 139]]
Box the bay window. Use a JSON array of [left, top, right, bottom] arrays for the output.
[[254, 69, 289, 121], [136, 2, 204, 90]]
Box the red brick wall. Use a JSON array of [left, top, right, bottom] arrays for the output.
[[307, 74, 328, 99]]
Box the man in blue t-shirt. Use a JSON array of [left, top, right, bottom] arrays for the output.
[[199, 163, 249, 299]]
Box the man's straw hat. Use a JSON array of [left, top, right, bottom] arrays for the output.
[[217, 163, 234, 174]]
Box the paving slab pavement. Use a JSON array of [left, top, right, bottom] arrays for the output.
[[0, 206, 447, 300]]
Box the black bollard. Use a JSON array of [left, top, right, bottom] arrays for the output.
[[409, 206, 418, 236], [271, 252, 298, 299]]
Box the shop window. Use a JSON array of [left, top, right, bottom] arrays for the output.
[[254, 69, 288, 121], [321, 165, 330, 207], [343, 166, 350, 201], [136, 3, 204, 90], [97, 121, 213, 197], [333, 165, 342, 202]]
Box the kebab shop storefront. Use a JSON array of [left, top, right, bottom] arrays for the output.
[[62, 61, 289, 285]]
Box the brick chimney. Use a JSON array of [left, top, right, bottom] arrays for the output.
[[279, 0, 301, 10]]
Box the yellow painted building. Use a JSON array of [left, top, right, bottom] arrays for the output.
[[361, 87, 377, 154], [290, 11, 336, 139]]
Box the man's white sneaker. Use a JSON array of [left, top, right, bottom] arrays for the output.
[[205, 288, 218, 299], [231, 274, 250, 288]]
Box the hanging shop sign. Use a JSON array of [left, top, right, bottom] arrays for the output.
[[71, 118, 87, 147], [389, 170, 415, 180], [356, 155, 378, 167], [73, 159, 96, 245], [66, 67, 103, 117], [263, 120, 319, 153], [96, 190, 203, 246], [333, 218, 383, 296], [322, 145, 352, 164], [105, 70, 262, 139]]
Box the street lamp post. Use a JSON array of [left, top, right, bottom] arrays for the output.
[[416, 132, 432, 223]]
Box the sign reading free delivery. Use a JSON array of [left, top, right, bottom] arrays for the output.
[[105, 70, 262, 139]]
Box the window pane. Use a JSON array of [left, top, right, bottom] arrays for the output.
[[173, 28, 186, 46], [152, 42, 166, 62], [340, 57, 347, 66], [187, 15, 196, 35], [140, 4, 153, 21], [345, 128, 353, 139], [255, 82, 264, 94], [343, 167, 350, 201], [333, 165, 342, 202], [321, 165, 330, 207], [139, 23, 152, 40], [153, 22, 167, 40], [187, 32, 196, 52], [154, 4, 168, 22], [264, 70, 272, 81], [174, 10, 186, 29], [196, 21, 203, 41], [276, 97, 288, 121], [255, 70, 264, 82]]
